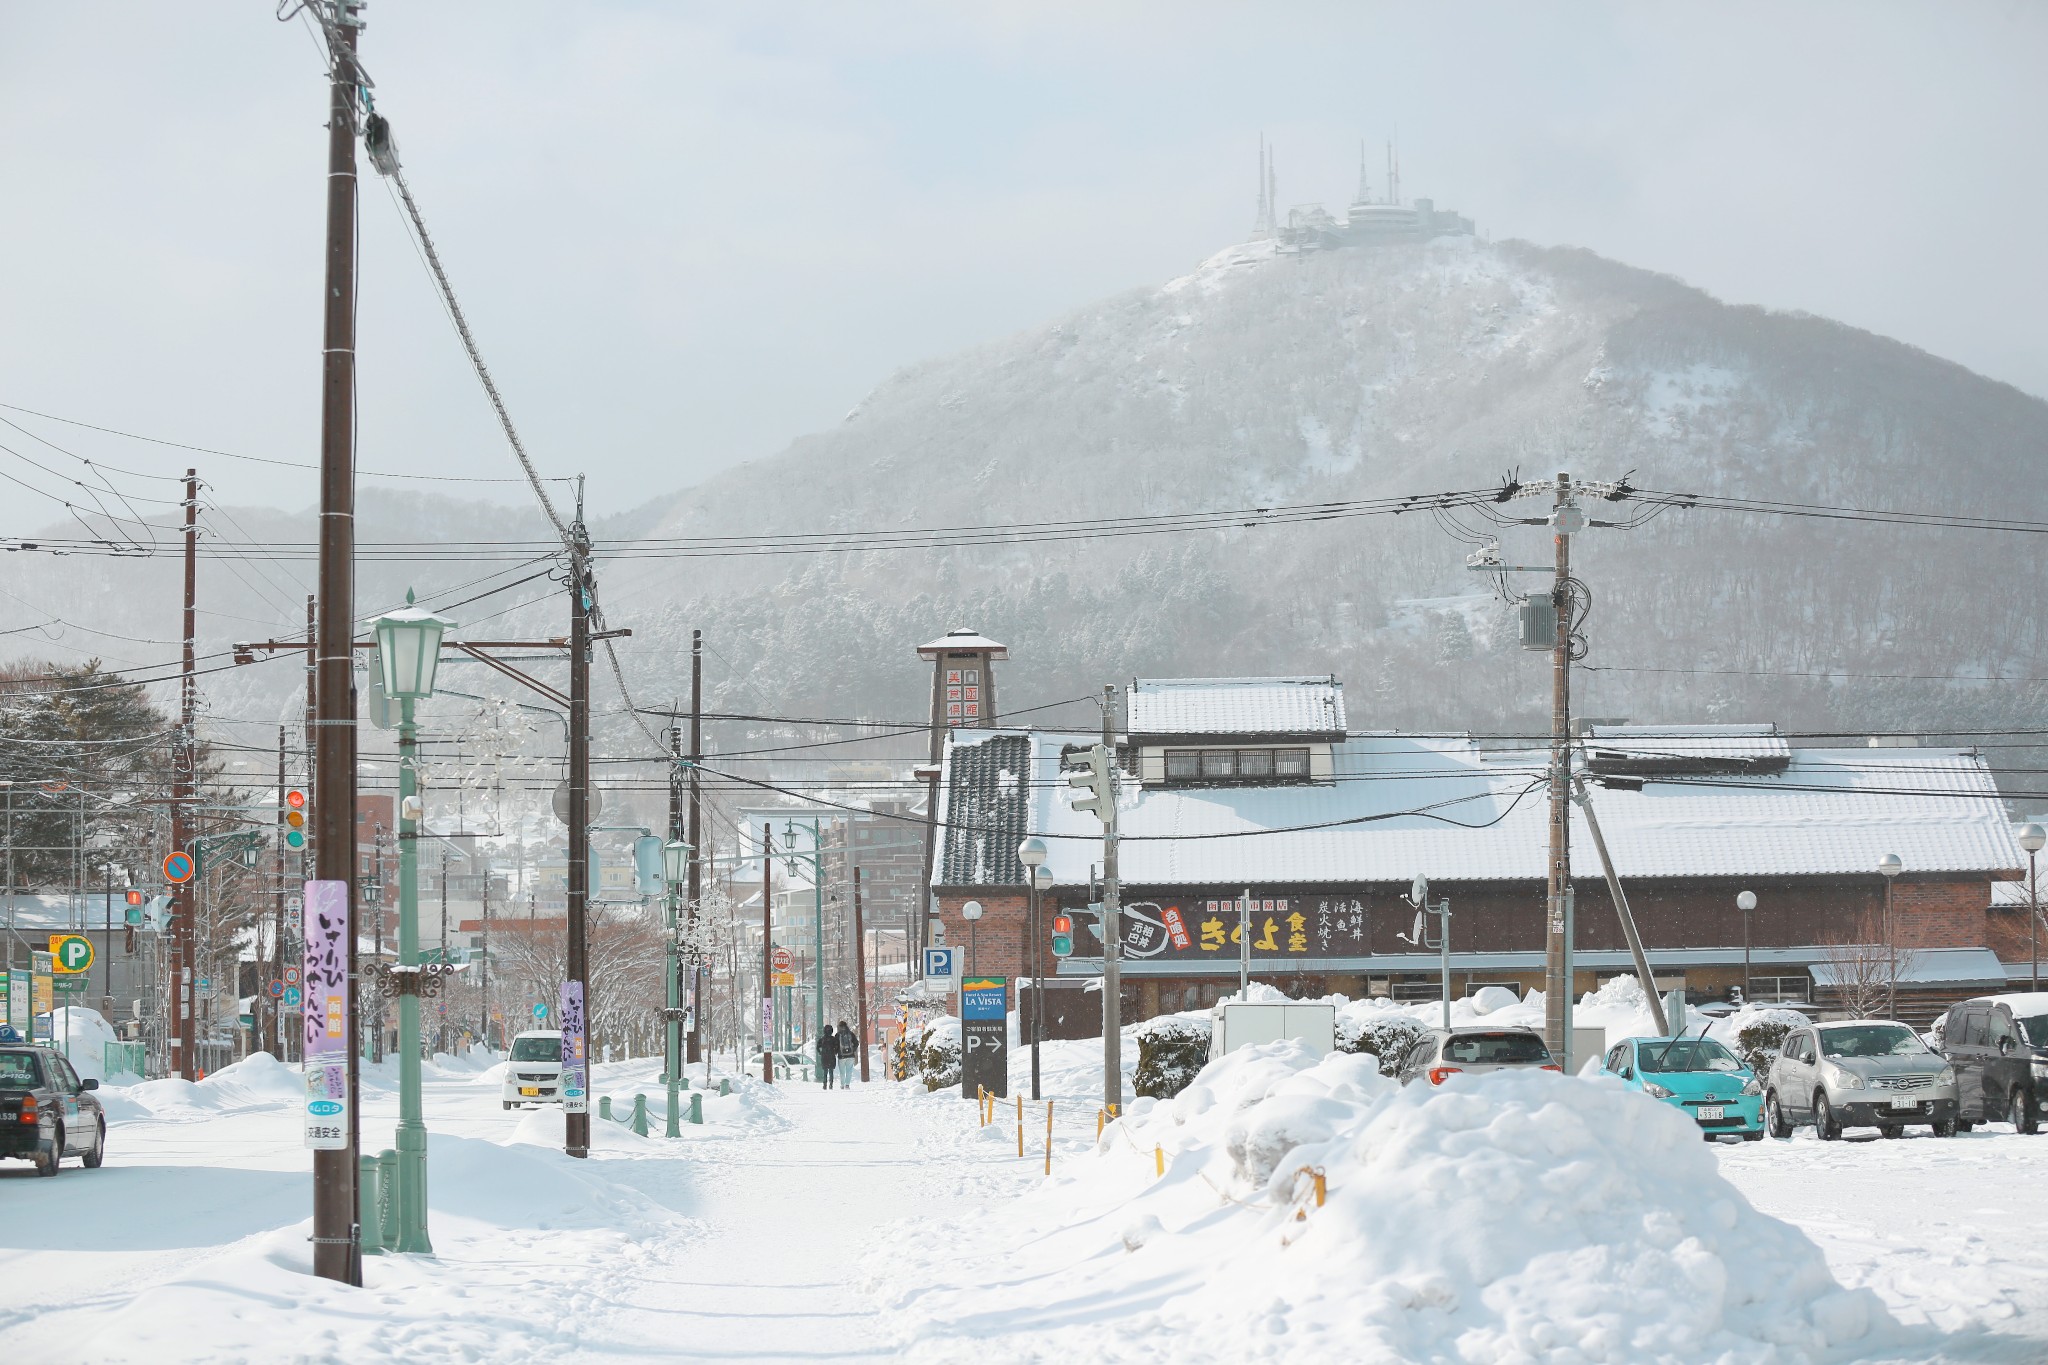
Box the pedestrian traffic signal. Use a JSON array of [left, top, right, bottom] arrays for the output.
[[1050, 912, 1074, 958], [283, 789, 307, 849], [1060, 743, 1114, 823]]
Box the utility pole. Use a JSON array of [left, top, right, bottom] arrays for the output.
[[170, 468, 197, 1077], [852, 864, 870, 1082], [664, 716, 684, 1128], [309, 0, 364, 1289], [1544, 473, 1581, 1060], [564, 495, 593, 1157], [687, 630, 703, 1065], [1100, 685, 1123, 1116], [760, 825, 775, 1083]]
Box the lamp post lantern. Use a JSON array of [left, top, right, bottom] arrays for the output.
[[662, 838, 691, 1135], [1735, 890, 1757, 1005], [1878, 853, 1903, 1019], [372, 590, 453, 1255], [962, 899, 984, 979], [1017, 838, 1049, 1100], [2021, 825, 2045, 990]]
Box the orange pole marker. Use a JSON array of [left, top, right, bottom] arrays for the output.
[[1044, 1100, 1053, 1175]]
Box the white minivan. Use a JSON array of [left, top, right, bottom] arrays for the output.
[[503, 1030, 564, 1109]]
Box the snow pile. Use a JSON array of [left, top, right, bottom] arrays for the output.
[[1710, 1005, 1814, 1075], [117, 1049, 305, 1117], [42, 1006, 129, 1082], [885, 1041, 1906, 1363]]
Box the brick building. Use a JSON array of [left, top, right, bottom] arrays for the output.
[[930, 677, 2026, 1028]]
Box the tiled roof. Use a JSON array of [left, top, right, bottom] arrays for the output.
[[934, 728, 2023, 889], [1125, 676, 1346, 739], [934, 732, 1031, 887]]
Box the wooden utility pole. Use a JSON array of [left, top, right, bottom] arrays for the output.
[[852, 864, 870, 1081], [687, 629, 703, 1064], [272, 726, 288, 1060], [170, 469, 198, 1077], [760, 826, 775, 1083], [1100, 684, 1123, 1116], [309, 0, 364, 1288], [564, 503, 593, 1157]]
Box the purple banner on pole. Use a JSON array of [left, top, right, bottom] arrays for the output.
[[302, 879, 349, 1150], [559, 979, 588, 1114]]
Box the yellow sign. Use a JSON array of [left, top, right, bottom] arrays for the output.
[[771, 970, 797, 988], [48, 934, 94, 974]]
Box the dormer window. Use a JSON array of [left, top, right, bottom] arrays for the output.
[[1163, 747, 1311, 784]]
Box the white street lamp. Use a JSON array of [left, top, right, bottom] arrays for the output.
[[662, 839, 692, 887], [2021, 825, 2045, 990], [962, 899, 983, 978], [373, 591, 454, 701], [1016, 838, 1050, 1099], [1878, 854, 1902, 1020], [1735, 890, 1757, 1005]]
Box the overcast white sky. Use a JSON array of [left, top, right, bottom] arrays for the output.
[[1, 2, 2044, 530]]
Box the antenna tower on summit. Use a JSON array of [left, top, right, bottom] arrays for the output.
[[1253, 134, 1278, 239]]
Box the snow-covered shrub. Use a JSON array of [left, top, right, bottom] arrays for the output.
[[1710, 1006, 1812, 1077], [918, 1017, 962, 1092], [1133, 1015, 1211, 1099], [1337, 1012, 1429, 1077]]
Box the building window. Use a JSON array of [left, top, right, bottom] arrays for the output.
[[1163, 748, 1315, 784]]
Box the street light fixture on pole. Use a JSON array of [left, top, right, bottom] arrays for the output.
[[2021, 825, 2045, 991], [373, 590, 452, 1257], [1017, 838, 1048, 1101], [962, 899, 983, 978], [662, 838, 692, 1136], [1735, 890, 1757, 1005], [1878, 853, 1903, 1019]]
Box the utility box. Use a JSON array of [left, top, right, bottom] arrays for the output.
[[1519, 594, 1558, 651], [1213, 1002, 1337, 1059]]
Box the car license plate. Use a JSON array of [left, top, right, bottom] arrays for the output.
[[519, 1087, 540, 1097], [1894, 1099, 1920, 1109], [1697, 1105, 1724, 1121]]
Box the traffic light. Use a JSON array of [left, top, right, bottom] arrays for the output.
[[1061, 743, 1114, 823], [283, 789, 307, 849], [123, 888, 144, 926], [140, 895, 172, 932], [1050, 912, 1074, 958]]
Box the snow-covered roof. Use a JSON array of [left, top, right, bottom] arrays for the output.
[[1809, 947, 2008, 989], [1125, 676, 1346, 740], [937, 728, 2023, 889], [917, 629, 1007, 659], [1583, 724, 1790, 766]]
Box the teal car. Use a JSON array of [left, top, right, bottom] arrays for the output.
[[1600, 1035, 1765, 1140]]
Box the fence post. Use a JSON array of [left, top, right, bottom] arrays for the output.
[[631, 1093, 649, 1137], [599, 1095, 615, 1122], [720, 1078, 731, 1097], [357, 1153, 384, 1254], [377, 1148, 400, 1249], [690, 1092, 704, 1125], [1016, 1093, 1024, 1158]]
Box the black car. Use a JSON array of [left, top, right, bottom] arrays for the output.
[[0, 1044, 107, 1175], [1934, 993, 2048, 1134]]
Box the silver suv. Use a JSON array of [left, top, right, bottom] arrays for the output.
[[1396, 1025, 1559, 1086], [1765, 1019, 1958, 1139]]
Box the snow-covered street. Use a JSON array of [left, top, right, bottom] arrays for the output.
[[5, 1041, 2048, 1363]]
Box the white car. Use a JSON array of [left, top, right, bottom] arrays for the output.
[[502, 1030, 564, 1109]]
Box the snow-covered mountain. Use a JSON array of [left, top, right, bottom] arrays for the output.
[[12, 234, 2048, 751]]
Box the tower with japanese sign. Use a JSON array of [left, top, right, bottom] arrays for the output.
[[915, 629, 1008, 967]]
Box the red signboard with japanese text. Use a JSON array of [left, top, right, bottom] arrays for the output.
[[1095, 895, 1370, 962]]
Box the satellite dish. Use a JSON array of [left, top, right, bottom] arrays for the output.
[[1410, 874, 1429, 906]]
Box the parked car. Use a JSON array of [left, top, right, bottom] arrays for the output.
[[1397, 1026, 1559, 1085], [1600, 1035, 1764, 1139], [747, 1050, 810, 1081], [1765, 1020, 1957, 1139], [0, 1043, 107, 1175], [1933, 993, 2048, 1134], [502, 1029, 565, 1110]]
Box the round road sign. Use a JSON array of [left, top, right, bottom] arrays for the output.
[[532, 1003, 549, 1021], [772, 947, 793, 972], [48, 934, 93, 974], [269, 980, 285, 998], [283, 966, 301, 986], [283, 986, 302, 1009], [162, 851, 195, 884]]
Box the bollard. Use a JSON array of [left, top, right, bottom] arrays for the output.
[[377, 1148, 400, 1250], [666, 1081, 681, 1139], [1016, 1093, 1024, 1158], [719, 1078, 731, 1097], [1096, 1109, 1104, 1140], [689, 1092, 704, 1125], [1044, 1100, 1053, 1176], [1155, 1144, 1164, 1177], [680, 1076, 689, 1090], [631, 1093, 650, 1137], [599, 1095, 615, 1122]]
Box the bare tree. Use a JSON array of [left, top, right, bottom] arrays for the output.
[[1820, 909, 1919, 1019]]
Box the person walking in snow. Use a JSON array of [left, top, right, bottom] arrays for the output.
[[816, 1024, 838, 1088], [835, 1020, 858, 1089]]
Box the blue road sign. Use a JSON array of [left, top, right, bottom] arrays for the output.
[[533, 1003, 549, 1021], [923, 946, 957, 979], [269, 980, 285, 998], [283, 985, 302, 1009], [961, 977, 1007, 1021]]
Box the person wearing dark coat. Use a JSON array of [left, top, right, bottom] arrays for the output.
[[816, 1025, 838, 1087]]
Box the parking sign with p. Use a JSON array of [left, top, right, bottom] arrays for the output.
[[48, 934, 93, 975]]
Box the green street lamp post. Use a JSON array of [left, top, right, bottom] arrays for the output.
[[781, 821, 829, 1074], [662, 837, 691, 1136], [374, 590, 452, 1256]]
